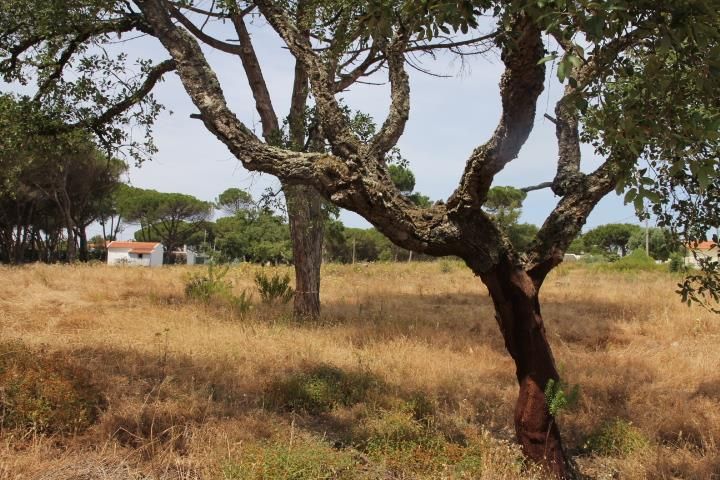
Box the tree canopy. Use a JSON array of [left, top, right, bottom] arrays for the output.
[[0, 94, 126, 262], [118, 186, 213, 256]]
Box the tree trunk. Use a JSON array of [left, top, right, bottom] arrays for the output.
[[284, 182, 323, 320], [65, 226, 77, 263], [479, 259, 570, 479], [77, 227, 88, 262]]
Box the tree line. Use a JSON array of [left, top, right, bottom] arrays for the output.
[[0, 96, 126, 263]]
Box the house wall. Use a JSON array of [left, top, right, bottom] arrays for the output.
[[107, 248, 132, 265], [107, 246, 164, 267], [129, 252, 151, 267], [150, 248, 163, 267], [685, 247, 719, 266]]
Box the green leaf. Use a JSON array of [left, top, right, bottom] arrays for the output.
[[538, 53, 558, 65]]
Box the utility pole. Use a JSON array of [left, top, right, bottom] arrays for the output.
[[351, 238, 356, 264], [645, 217, 650, 256]]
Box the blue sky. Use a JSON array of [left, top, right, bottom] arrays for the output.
[[10, 11, 641, 236]]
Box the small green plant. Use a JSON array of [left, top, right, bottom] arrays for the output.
[[268, 364, 380, 414], [228, 289, 253, 314], [362, 408, 427, 451], [544, 379, 581, 417], [185, 263, 252, 315], [585, 418, 649, 456], [255, 270, 294, 304], [185, 262, 232, 301]]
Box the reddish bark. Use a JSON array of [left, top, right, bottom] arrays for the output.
[[481, 259, 570, 478]]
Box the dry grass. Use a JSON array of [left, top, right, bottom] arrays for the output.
[[0, 261, 719, 479]]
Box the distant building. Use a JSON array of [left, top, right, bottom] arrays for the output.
[[107, 241, 164, 267], [563, 253, 582, 262], [685, 241, 719, 267], [169, 245, 206, 265]]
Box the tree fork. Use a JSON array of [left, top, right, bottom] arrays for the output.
[[480, 258, 571, 479]]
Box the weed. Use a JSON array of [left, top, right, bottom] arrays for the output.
[[185, 263, 233, 302], [222, 436, 358, 480], [361, 408, 428, 450], [544, 379, 580, 418], [268, 364, 380, 414], [185, 263, 252, 316], [584, 418, 649, 456], [255, 270, 294, 304]]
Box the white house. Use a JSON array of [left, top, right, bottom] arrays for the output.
[[107, 241, 164, 267], [685, 241, 719, 267]]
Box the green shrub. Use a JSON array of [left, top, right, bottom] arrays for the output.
[[361, 408, 428, 451], [185, 263, 233, 301], [185, 263, 252, 315], [0, 341, 106, 434], [585, 418, 649, 456], [268, 364, 380, 414], [255, 271, 294, 304], [544, 379, 580, 417], [668, 252, 687, 273], [607, 249, 659, 271]]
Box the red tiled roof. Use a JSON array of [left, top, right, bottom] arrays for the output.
[[688, 241, 717, 251], [107, 241, 161, 251]]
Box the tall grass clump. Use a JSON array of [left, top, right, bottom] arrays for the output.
[[185, 263, 252, 315], [255, 270, 294, 304]]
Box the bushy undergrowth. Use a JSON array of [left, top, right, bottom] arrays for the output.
[[268, 364, 381, 414], [668, 252, 688, 273], [0, 341, 105, 434], [185, 263, 252, 315], [255, 270, 294, 304], [586, 249, 665, 272], [584, 418, 649, 456]]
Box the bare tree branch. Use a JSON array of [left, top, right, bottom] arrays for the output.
[[231, 12, 280, 138], [369, 36, 410, 159], [521, 182, 553, 193], [168, 3, 243, 55], [446, 15, 545, 212], [75, 59, 176, 130], [525, 157, 622, 285], [167, 1, 231, 19], [253, 0, 361, 158], [551, 87, 585, 195]]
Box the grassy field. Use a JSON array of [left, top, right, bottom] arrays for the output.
[[0, 262, 718, 479]]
